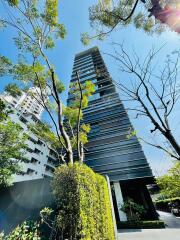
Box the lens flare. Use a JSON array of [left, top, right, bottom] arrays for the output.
[[150, 1, 180, 33]]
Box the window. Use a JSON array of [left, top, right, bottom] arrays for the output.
[[27, 168, 35, 174], [73, 60, 93, 70], [37, 139, 43, 145], [88, 93, 100, 101], [72, 65, 94, 75], [49, 149, 58, 159], [34, 148, 41, 154], [31, 115, 38, 122], [45, 165, 54, 173], [27, 147, 34, 153], [19, 116, 28, 124], [31, 157, 38, 163], [28, 136, 37, 144]]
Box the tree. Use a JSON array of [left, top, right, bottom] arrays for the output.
[[0, 99, 28, 186], [81, 0, 180, 44], [0, 0, 95, 164], [4, 83, 22, 98], [40, 163, 115, 240], [121, 198, 146, 221], [157, 161, 180, 198], [103, 44, 180, 160]]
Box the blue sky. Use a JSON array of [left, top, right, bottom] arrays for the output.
[[0, 0, 179, 175]]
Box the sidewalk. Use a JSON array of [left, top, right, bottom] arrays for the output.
[[117, 211, 180, 240], [117, 228, 180, 240]]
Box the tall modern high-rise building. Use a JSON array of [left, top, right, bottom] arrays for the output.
[[68, 47, 157, 222]]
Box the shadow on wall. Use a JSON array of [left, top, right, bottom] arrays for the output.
[[0, 179, 54, 234]]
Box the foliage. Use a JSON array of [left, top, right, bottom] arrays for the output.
[[5, 83, 22, 97], [0, 101, 28, 186], [0, 99, 10, 121], [156, 162, 180, 198], [155, 197, 180, 204], [121, 198, 146, 221], [82, 0, 180, 44], [0, 55, 12, 76], [117, 220, 165, 229], [0, 221, 42, 240], [52, 163, 115, 240], [0, 0, 95, 163], [154, 197, 180, 212]]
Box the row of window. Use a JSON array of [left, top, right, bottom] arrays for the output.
[[71, 66, 95, 78], [74, 57, 93, 68], [73, 63, 94, 73], [74, 55, 92, 64]]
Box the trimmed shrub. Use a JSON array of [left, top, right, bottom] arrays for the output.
[[120, 198, 146, 221], [117, 220, 165, 229], [155, 197, 180, 212], [52, 163, 115, 240], [0, 221, 42, 240]]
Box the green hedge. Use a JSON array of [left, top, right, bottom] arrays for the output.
[[155, 197, 180, 204], [117, 220, 165, 229], [52, 163, 115, 240], [155, 197, 180, 212]]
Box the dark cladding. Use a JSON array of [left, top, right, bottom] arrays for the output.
[[68, 47, 153, 183]]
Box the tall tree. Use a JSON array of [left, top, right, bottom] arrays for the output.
[[157, 161, 180, 198], [103, 44, 180, 160], [81, 0, 180, 44], [0, 0, 95, 164], [0, 99, 28, 186]]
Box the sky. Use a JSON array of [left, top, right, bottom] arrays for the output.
[[0, 0, 179, 176]]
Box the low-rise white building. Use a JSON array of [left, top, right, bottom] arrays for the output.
[[0, 88, 58, 182]]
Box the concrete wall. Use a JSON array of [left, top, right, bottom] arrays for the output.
[[0, 179, 54, 234]]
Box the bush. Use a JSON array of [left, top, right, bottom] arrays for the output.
[[155, 197, 180, 212], [120, 198, 146, 221], [0, 221, 42, 240], [52, 163, 115, 240], [117, 220, 165, 229]]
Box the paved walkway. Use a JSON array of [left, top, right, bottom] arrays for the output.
[[117, 211, 180, 240], [158, 210, 180, 228], [117, 228, 180, 240]]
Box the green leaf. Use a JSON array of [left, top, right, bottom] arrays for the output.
[[55, 79, 65, 93], [0, 55, 12, 76], [81, 33, 91, 45], [56, 23, 67, 39], [7, 0, 19, 7], [45, 0, 58, 26], [5, 83, 22, 98], [0, 119, 28, 186]]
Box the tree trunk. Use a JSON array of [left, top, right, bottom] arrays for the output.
[[57, 102, 73, 164], [164, 130, 180, 160], [79, 142, 84, 163]]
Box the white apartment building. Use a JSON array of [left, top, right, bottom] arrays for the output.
[[0, 88, 58, 182], [3, 87, 48, 119]]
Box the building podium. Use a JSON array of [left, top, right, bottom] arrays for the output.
[[113, 182, 127, 222]]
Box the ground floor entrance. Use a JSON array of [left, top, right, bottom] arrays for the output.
[[111, 179, 158, 224]]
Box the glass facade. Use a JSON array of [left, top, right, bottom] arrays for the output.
[[68, 47, 153, 183]]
